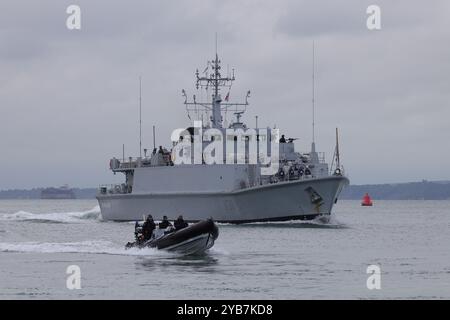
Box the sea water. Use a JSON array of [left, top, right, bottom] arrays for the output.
[[0, 199, 449, 299]]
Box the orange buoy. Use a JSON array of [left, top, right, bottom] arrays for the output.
[[361, 193, 373, 206]]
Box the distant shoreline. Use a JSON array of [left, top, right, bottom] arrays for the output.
[[340, 180, 450, 200], [1, 180, 450, 200], [0, 187, 97, 200]]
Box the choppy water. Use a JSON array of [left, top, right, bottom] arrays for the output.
[[0, 199, 449, 299]]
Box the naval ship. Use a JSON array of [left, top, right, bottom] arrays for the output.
[[97, 53, 349, 222]]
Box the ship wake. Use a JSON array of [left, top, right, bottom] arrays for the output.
[[222, 215, 346, 229], [0, 206, 101, 224], [0, 240, 173, 257]]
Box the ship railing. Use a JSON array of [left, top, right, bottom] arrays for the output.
[[260, 171, 319, 185], [110, 155, 170, 171], [110, 152, 326, 170], [111, 157, 141, 170], [98, 184, 132, 195]]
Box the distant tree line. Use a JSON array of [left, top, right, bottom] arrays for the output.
[[1, 181, 450, 200], [340, 180, 450, 200], [0, 188, 97, 199]]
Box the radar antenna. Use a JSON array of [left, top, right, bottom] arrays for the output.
[[182, 42, 250, 128]]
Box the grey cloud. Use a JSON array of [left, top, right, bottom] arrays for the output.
[[0, 0, 449, 189], [275, 0, 447, 38]]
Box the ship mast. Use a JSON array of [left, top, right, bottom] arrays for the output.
[[335, 127, 341, 169], [183, 48, 250, 129], [195, 53, 236, 128], [312, 41, 316, 145], [139, 76, 142, 158], [212, 53, 223, 127], [310, 41, 319, 163]]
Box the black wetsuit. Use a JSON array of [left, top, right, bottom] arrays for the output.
[[174, 218, 188, 230], [159, 220, 173, 229], [142, 220, 156, 240]]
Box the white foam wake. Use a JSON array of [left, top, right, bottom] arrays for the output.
[[208, 247, 230, 255], [0, 240, 172, 257], [0, 206, 101, 223]]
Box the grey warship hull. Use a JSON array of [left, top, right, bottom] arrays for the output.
[[97, 176, 348, 222]]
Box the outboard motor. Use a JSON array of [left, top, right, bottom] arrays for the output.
[[134, 221, 144, 241]]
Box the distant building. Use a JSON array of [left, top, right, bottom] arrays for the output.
[[40, 185, 76, 199]]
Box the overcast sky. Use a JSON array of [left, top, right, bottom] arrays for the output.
[[1, 0, 449, 189]]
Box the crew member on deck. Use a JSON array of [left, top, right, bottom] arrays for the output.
[[174, 215, 189, 230], [142, 215, 156, 240], [279, 135, 286, 143], [158, 146, 164, 154], [159, 215, 173, 229]]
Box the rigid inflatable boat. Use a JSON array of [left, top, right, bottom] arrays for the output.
[[125, 218, 219, 255]]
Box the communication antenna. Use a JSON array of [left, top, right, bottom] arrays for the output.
[[312, 41, 316, 144], [215, 32, 218, 57], [336, 127, 341, 169], [139, 76, 142, 158], [183, 34, 249, 129], [152, 125, 156, 150]]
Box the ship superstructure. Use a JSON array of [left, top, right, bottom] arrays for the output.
[[97, 52, 349, 222]]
